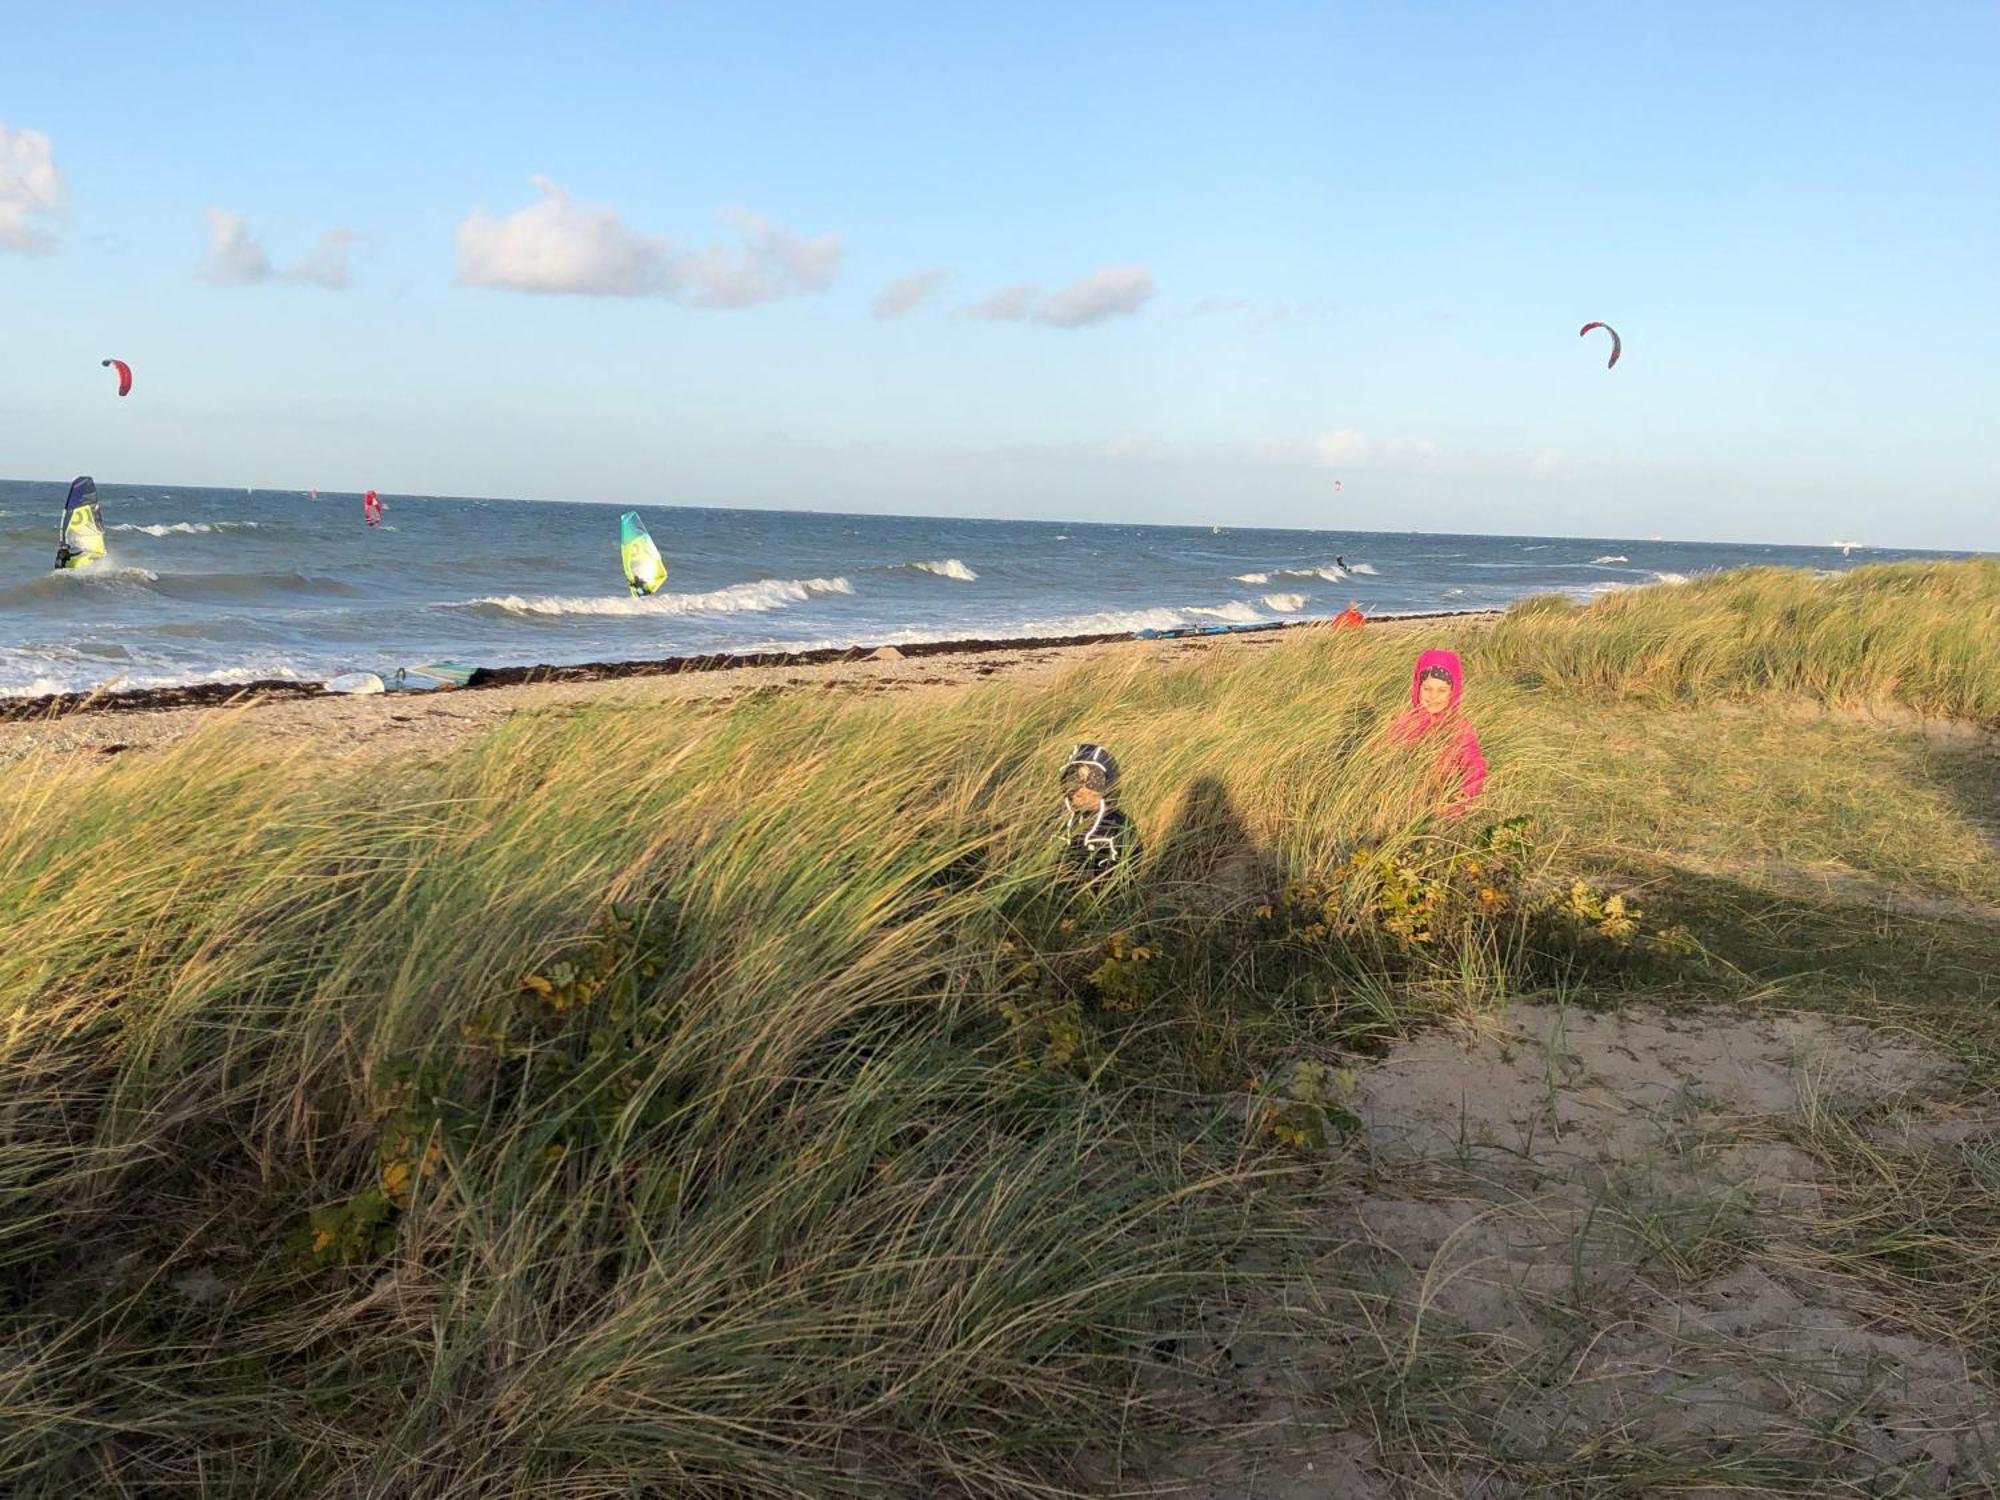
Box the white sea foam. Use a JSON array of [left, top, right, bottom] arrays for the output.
[[909, 558, 978, 581], [1653, 571, 1690, 585], [1589, 554, 1629, 564], [1270, 565, 1346, 583], [463, 576, 853, 618], [1233, 572, 1270, 584], [1186, 600, 1265, 624], [110, 521, 261, 536], [0, 659, 305, 699], [1262, 592, 1308, 612], [1349, 562, 1380, 575]]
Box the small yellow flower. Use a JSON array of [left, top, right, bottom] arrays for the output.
[[311, 1227, 335, 1255], [380, 1157, 413, 1208], [1255, 903, 1275, 920]]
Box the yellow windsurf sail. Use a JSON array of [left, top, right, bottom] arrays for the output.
[[55, 476, 106, 570], [619, 511, 668, 597]]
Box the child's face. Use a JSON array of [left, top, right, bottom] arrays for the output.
[[1419, 675, 1452, 714], [1067, 784, 1104, 811]]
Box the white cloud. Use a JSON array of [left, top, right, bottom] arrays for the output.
[[677, 207, 843, 308], [962, 264, 1156, 328], [0, 119, 65, 252], [198, 207, 276, 284], [1192, 294, 1321, 328], [872, 266, 950, 319], [1037, 264, 1155, 328], [199, 209, 358, 288], [964, 282, 1039, 322], [456, 176, 667, 295], [286, 228, 362, 289], [454, 178, 842, 306]]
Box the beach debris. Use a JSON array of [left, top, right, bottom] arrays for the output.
[[101, 357, 133, 396], [363, 490, 384, 527], [391, 662, 476, 691], [619, 511, 669, 597], [1578, 320, 1622, 368], [323, 672, 386, 695], [53, 476, 106, 571], [869, 645, 904, 661]]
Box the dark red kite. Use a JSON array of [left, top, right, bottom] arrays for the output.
[[1578, 322, 1621, 368], [102, 358, 133, 396]]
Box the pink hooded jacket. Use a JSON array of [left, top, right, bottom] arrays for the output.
[[1388, 649, 1487, 811]]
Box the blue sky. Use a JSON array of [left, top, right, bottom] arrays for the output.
[[2, 1, 1995, 547]]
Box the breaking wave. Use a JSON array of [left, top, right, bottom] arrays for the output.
[[1261, 593, 1308, 613], [460, 576, 854, 619], [906, 558, 978, 582], [1349, 562, 1380, 575], [110, 521, 262, 536], [1186, 600, 1265, 624], [1589, 554, 1629, 564], [1011, 599, 1277, 637], [1240, 564, 1352, 588]]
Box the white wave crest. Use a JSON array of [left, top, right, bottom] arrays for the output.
[[910, 558, 978, 582], [109, 521, 261, 536], [1233, 572, 1270, 584], [1349, 562, 1380, 575], [1653, 571, 1690, 585], [464, 576, 853, 618], [1272, 565, 1347, 583], [1262, 593, 1308, 613], [1185, 600, 1265, 624], [1590, 554, 1629, 564], [59, 566, 161, 584]]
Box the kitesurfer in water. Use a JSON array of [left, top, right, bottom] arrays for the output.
[[1386, 650, 1486, 817], [1057, 743, 1137, 880], [1336, 555, 1348, 570]]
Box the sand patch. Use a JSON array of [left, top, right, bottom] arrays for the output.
[[1155, 1003, 2000, 1497]]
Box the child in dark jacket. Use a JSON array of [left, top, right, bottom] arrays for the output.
[[1058, 742, 1137, 879]]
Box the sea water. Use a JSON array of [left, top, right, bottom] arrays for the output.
[[0, 480, 1963, 696]]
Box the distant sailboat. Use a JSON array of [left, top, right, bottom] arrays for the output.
[[1833, 540, 1864, 556]]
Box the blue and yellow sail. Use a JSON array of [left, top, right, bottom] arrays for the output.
[[619, 511, 668, 597], [55, 476, 106, 571]]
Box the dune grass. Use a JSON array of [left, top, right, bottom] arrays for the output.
[[1487, 557, 2000, 722], [1, 561, 1996, 1496]]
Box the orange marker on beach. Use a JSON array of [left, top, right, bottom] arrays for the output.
[[1330, 601, 1365, 631]]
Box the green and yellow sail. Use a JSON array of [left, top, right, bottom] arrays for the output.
[[619, 511, 668, 597]]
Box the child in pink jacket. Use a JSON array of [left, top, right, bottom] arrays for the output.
[[1387, 649, 1487, 815]]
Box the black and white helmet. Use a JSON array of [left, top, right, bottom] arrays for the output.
[[1061, 742, 1119, 794]]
